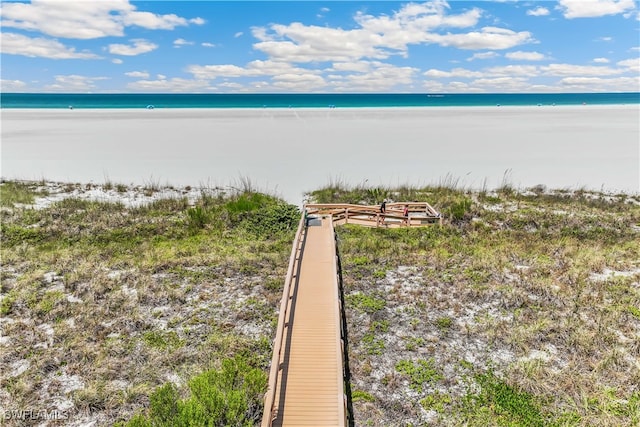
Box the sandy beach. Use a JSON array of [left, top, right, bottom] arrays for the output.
[[2, 105, 638, 203]]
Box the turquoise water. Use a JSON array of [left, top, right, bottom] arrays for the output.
[[1, 92, 639, 109]]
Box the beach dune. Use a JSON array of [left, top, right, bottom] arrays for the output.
[[2, 106, 638, 203]]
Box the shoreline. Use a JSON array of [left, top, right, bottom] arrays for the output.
[[2, 105, 639, 203], [2, 103, 639, 111]]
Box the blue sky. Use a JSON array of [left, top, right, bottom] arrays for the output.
[[1, 0, 639, 93]]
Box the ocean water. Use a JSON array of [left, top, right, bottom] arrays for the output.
[[1, 92, 639, 109]]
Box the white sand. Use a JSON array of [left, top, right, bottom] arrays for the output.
[[2, 105, 638, 203]]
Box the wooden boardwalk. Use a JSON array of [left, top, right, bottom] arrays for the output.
[[262, 214, 346, 426], [261, 203, 440, 426]]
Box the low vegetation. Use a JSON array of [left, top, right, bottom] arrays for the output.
[[0, 180, 298, 426], [1, 179, 639, 426], [307, 181, 640, 426], [118, 355, 267, 427]]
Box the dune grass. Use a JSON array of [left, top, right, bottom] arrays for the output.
[[1, 179, 639, 426], [0, 180, 299, 426], [0, 180, 48, 207], [308, 182, 640, 426]]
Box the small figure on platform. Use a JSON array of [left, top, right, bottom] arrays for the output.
[[377, 199, 387, 227], [403, 204, 409, 225]]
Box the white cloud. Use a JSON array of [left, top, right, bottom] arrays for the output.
[[271, 73, 327, 91], [202, 42, 216, 48], [0, 0, 204, 39], [424, 27, 534, 50], [250, 2, 531, 65], [252, 24, 389, 63], [127, 77, 212, 92], [471, 76, 529, 90], [467, 51, 499, 61], [317, 7, 331, 19], [558, 0, 637, 19], [122, 11, 193, 30], [331, 61, 373, 73], [187, 64, 262, 80], [427, 74, 638, 93], [559, 76, 640, 91], [527, 7, 550, 16], [174, 38, 194, 47], [1, 79, 28, 91], [108, 39, 158, 56], [419, 58, 638, 93], [112, 58, 123, 64], [617, 57, 640, 72], [593, 57, 610, 63], [541, 63, 623, 76], [243, 60, 298, 76], [218, 82, 244, 90], [44, 74, 109, 92], [424, 67, 483, 78], [186, 0, 547, 94], [234, 32, 244, 38], [0, 32, 100, 59], [330, 62, 417, 92], [596, 36, 614, 42], [505, 51, 547, 61], [486, 65, 538, 76], [125, 71, 150, 78], [187, 60, 316, 80]]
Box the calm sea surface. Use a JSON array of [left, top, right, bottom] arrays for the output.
[[2, 92, 639, 109]]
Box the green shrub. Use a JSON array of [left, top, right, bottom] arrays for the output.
[[241, 202, 299, 239], [347, 293, 386, 314], [225, 192, 272, 215], [37, 290, 64, 315], [150, 383, 180, 423], [122, 356, 267, 427], [0, 292, 16, 315], [448, 197, 472, 221], [435, 316, 453, 331], [142, 331, 184, 350], [395, 358, 442, 393], [352, 389, 375, 402], [0, 223, 44, 246], [0, 181, 45, 207], [421, 391, 452, 412], [461, 371, 547, 426], [186, 206, 210, 231]]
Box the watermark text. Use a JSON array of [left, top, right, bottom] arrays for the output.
[[3, 409, 69, 421]]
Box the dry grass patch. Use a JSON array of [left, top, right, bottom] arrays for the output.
[[314, 183, 640, 426], [0, 180, 298, 426]]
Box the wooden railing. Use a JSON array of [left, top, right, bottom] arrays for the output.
[[328, 217, 348, 427], [305, 202, 442, 227], [261, 212, 307, 426]]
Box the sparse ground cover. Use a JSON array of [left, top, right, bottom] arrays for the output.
[[1, 179, 639, 426], [308, 182, 640, 426], [0, 180, 299, 426]]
